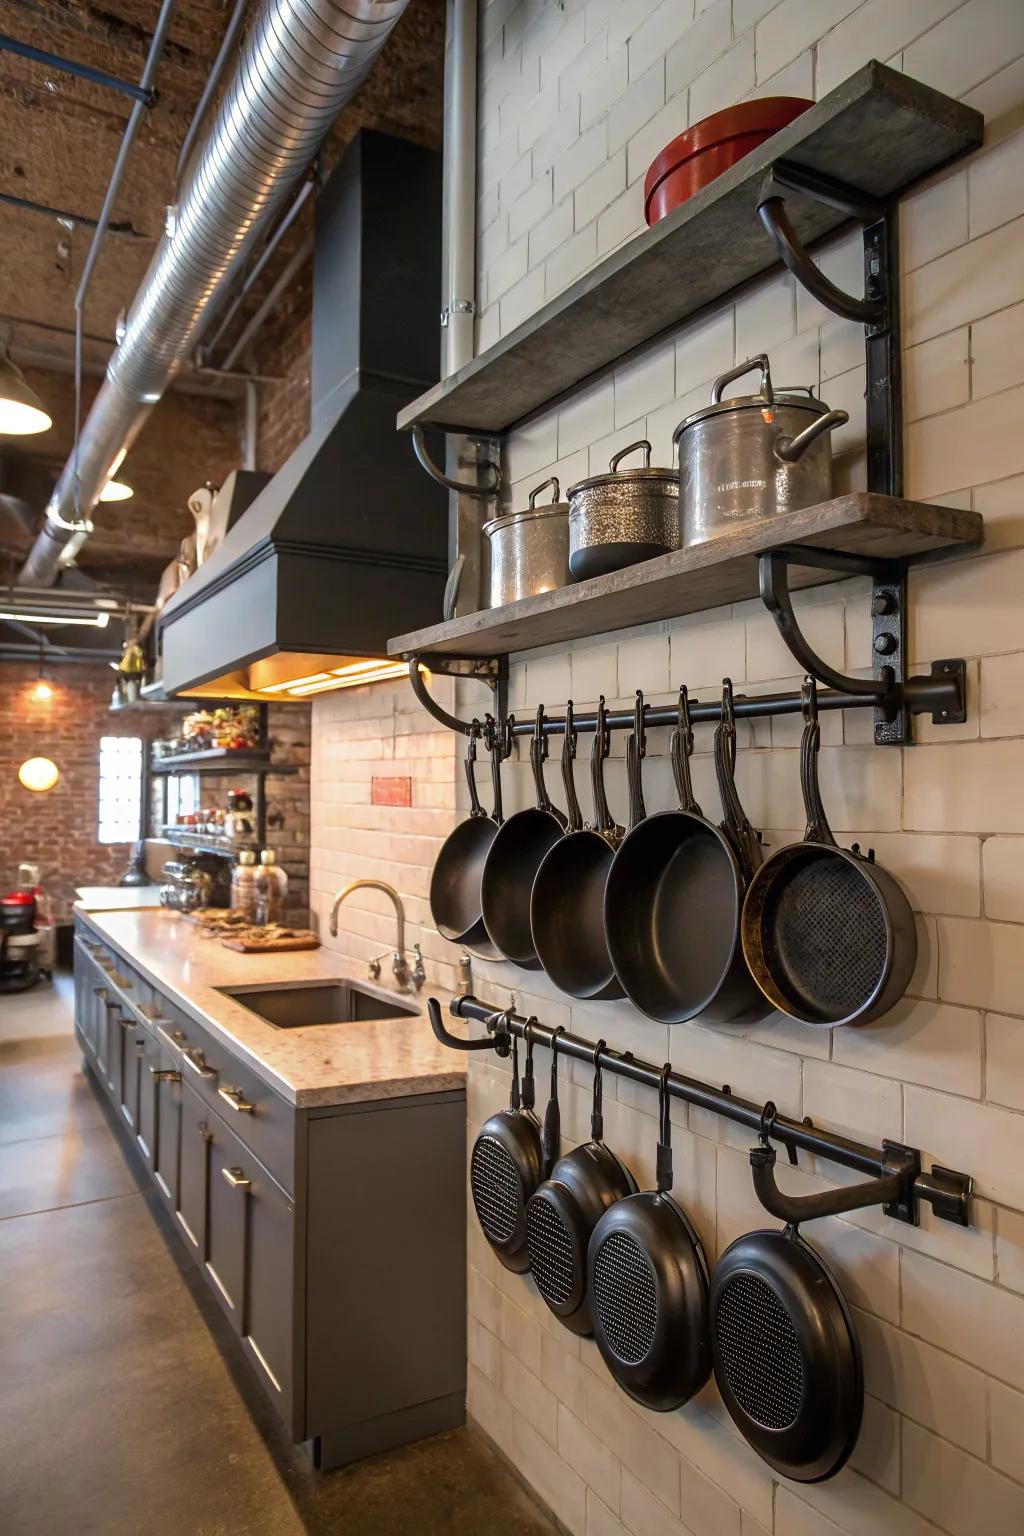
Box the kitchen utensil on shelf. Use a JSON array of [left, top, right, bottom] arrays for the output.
[[709, 1108, 863, 1482], [429, 718, 502, 959], [480, 707, 567, 969], [525, 1040, 636, 1335], [741, 677, 917, 1027], [469, 1021, 546, 1273], [530, 697, 624, 1001], [643, 98, 813, 225], [673, 354, 848, 548], [483, 477, 571, 607], [604, 683, 764, 1025], [566, 440, 680, 580], [587, 1065, 711, 1411]]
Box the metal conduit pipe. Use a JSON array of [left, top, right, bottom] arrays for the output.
[[18, 0, 412, 587]]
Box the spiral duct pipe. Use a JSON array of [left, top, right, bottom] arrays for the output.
[[18, 0, 411, 586]]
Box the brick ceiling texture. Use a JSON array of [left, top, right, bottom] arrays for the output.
[[0, 0, 444, 589]]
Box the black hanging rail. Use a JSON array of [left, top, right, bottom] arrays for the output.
[[429, 994, 973, 1230]]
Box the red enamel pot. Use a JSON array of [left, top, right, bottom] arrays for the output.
[[644, 98, 813, 226]]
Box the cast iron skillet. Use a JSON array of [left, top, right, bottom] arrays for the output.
[[530, 698, 625, 1001], [741, 676, 917, 1027], [604, 682, 765, 1025], [525, 1040, 636, 1335], [469, 1019, 563, 1272], [481, 706, 566, 968], [429, 717, 502, 958], [709, 1109, 863, 1482], [587, 1065, 711, 1412]]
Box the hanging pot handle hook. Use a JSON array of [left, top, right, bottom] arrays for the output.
[[521, 1018, 538, 1111], [750, 1101, 911, 1224], [427, 997, 510, 1055], [656, 1063, 674, 1196], [541, 1025, 566, 1174]]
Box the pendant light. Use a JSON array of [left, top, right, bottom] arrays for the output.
[[0, 349, 52, 436]]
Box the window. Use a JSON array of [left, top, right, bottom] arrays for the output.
[[98, 736, 143, 843]]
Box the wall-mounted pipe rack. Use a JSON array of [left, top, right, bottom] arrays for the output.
[[429, 994, 973, 1230]]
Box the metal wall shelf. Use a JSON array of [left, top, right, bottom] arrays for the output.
[[397, 63, 981, 436]]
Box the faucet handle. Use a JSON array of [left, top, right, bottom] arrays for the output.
[[368, 955, 382, 981], [411, 944, 426, 990], [392, 949, 411, 989]]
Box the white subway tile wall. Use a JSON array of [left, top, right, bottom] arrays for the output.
[[305, 4, 1024, 1533]]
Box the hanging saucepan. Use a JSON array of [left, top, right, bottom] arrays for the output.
[[673, 353, 849, 548], [525, 1040, 636, 1336], [429, 717, 503, 959], [741, 677, 917, 1027], [481, 707, 566, 969], [469, 1020, 563, 1272], [604, 683, 765, 1025], [709, 1108, 863, 1482], [530, 698, 624, 1001], [587, 1065, 711, 1412], [567, 439, 680, 581]]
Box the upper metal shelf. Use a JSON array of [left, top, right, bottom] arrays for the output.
[[397, 62, 981, 437]]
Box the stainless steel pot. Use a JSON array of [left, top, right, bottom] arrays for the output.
[[673, 354, 848, 548], [567, 440, 680, 581], [484, 477, 570, 607]]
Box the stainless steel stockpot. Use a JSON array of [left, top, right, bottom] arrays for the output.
[[567, 440, 680, 581], [673, 354, 848, 549], [483, 477, 570, 608]]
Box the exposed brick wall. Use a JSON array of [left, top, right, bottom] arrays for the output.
[[0, 663, 165, 922]]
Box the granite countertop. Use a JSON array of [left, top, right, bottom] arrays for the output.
[[75, 907, 467, 1109], [75, 886, 164, 911]]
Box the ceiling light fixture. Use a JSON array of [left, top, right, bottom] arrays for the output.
[[0, 349, 53, 435], [99, 477, 134, 502], [18, 756, 60, 793], [0, 608, 110, 628]]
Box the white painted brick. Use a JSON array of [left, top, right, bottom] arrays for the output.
[[505, 406, 559, 485], [984, 837, 1024, 923], [618, 1471, 688, 1536], [588, 1491, 627, 1536], [468, 1364, 515, 1454], [902, 0, 1024, 100], [501, 1349, 558, 1444], [645, 1394, 776, 1527], [990, 1378, 1024, 1482], [909, 384, 1024, 501], [803, 1060, 901, 1146], [775, 1489, 848, 1536], [523, 649, 573, 712], [588, 413, 646, 476], [607, 59, 666, 155], [734, 270, 796, 360], [553, 121, 609, 205], [541, 1329, 589, 1419], [476, 302, 500, 354], [846, 832, 981, 918], [750, 45, 814, 98], [546, 221, 599, 297], [998, 1205, 1024, 1296], [533, 105, 584, 177], [745, 599, 844, 684], [597, 180, 646, 255], [617, 629, 672, 698], [488, 234, 529, 302], [559, 374, 615, 456], [851, 1394, 900, 1495], [584, 0, 619, 45], [516, 1415, 588, 1534], [666, 0, 731, 96], [608, 0, 670, 54], [530, 196, 575, 265], [906, 216, 1024, 348], [575, 150, 627, 231], [614, 338, 674, 426], [973, 472, 1024, 554], [821, 311, 865, 383], [910, 548, 1024, 670], [972, 298, 1024, 401], [558, 1405, 622, 1512], [971, 129, 1024, 239], [907, 1085, 1024, 1211], [586, 1375, 681, 1513], [570, 642, 619, 705], [689, 34, 756, 125], [901, 169, 968, 273], [856, 1309, 989, 1459], [833, 997, 982, 1098], [903, 1418, 1024, 1536], [625, 88, 691, 186], [755, 0, 854, 84], [906, 740, 1024, 835], [517, 79, 562, 156], [508, 169, 554, 243], [670, 611, 746, 691], [628, 0, 694, 84], [964, 52, 1024, 128], [981, 651, 1024, 738], [732, 0, 780, 34], [987, 1012, 1024, 1112], [785, 1472, 945, 1536], [577, 44, 631, 133], [674, 308, 735, 397], [816, 0, 963, 97], [939, 914, 1024, 1013], [557, 27, 609, 109], [500, 265, 546, 333], [905, 328, 970, 421]]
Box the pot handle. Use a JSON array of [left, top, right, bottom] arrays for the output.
[[714, 679, 761, 878], [710, 353, 774, 416], [485, 714, 504, 825], [528, 476, 561, 508], [609, 439, 652, 473], [442, 554, 464, 622], [775, 409, 849, 463], [465, 720, 485, 820], [799, 677, 838, 848]]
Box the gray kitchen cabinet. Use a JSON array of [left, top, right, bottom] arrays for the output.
[[72, 912, 465, 1470]]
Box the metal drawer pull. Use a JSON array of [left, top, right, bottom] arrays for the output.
[[149, 1067, 182, 1083], [218, 1086, 255, 1114], [222, 1166, 251, 1190], [182, 1050, 216, 1079]]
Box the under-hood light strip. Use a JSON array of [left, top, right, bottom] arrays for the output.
[[286, 662, 409, 695]]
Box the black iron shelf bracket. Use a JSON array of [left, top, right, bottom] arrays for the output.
[[408, 655, 508, 736], [411, 425, 501, 499], [430, 995, 973, 1229]]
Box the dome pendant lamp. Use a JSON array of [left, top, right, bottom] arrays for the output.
[[0, 349, 52, 436]]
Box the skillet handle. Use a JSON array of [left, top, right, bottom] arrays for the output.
[[485, 715, 504, 825], [750, 1140, 908, 1223], [531, 705, 555, 813], [799, 678, 838, 847], [561, 701, 583, 833], [590, 696, 618, 836], [465, 722, 484, 819]]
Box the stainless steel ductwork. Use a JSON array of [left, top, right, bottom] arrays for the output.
[[18, 0, 411, 587]]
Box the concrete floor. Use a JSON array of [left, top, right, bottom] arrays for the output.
[[0, 977, 557, 1536]]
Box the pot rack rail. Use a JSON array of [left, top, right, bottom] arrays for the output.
[[429, 994, 973, 1230]]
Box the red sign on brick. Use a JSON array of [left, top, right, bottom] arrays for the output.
[[372, 775, 412, 807]]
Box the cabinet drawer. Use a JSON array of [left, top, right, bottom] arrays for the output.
[[160, 1005, 295, 1196]]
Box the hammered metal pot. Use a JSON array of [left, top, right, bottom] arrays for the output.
[[674, 355, 848, 549], [567, 441, 680, 581], [484, 477, 571, 607]]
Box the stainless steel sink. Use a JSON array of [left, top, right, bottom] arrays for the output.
[[218, 980, 420, 1028]]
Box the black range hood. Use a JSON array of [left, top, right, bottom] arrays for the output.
[[160, 130, 447, 700]]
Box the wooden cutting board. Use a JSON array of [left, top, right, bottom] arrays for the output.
[[220, 929, 321, 953]]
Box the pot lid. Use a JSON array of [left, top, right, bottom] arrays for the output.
[[567, 438, 678, 498], [676, 389, 830, 435]]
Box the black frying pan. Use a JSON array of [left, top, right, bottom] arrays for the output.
[[530, 698, 624, 1001], [587, 1065, 711, 1411], [709, 1116, 863, 1482], [429, 717, 502, 958], [741, 677, 917, 1027], [481, 707, 566, 968], [604, 682, 765, 1025], [525, 1040, 636, 1335]]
